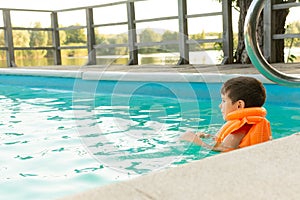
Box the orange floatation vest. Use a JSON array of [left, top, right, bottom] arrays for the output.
[[216, 107, 271, 148]]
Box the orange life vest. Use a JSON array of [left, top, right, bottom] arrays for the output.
[[216, 107, 271, 148]]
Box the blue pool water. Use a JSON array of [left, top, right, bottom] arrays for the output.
[[0, 75, 299, 200]]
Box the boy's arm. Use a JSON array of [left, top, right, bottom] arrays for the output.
[[179, 131, 221, 150], [180, 131, 246, 152]]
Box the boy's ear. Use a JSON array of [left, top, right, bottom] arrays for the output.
[[237, 100, 245, 109]]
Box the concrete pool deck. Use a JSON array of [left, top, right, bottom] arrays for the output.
[[3, 62, 300, 74], [59, 134, 300, 200], [0, 63, 299, 199]]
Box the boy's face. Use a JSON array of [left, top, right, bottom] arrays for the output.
[[219, 92, 240, 119]]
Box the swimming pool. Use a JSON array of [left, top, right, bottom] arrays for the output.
[[0, 73, 299, 200]]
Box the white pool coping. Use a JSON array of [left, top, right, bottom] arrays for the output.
[[0, 68, 276, 83], [0, 68, 82, 78], [1, 68, 299, 199]]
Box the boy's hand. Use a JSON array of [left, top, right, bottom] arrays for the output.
[[179, 131, 204, 146], [195, 132, 211, 138], [179, 131, 197, 142]]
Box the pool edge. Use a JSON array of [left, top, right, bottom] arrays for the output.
[[58, 132, 300, 200], [0, 68, 275, 83]]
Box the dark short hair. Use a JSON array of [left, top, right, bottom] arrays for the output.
[[221, 76, 266, 107]]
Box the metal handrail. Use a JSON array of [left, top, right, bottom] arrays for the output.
[[244, 0, 300, 87]]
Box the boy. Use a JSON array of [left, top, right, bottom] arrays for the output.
[[180, 76, 272, 152]]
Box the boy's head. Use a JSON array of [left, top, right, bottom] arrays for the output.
[[221, 76, 266, 108]]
